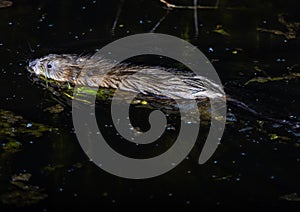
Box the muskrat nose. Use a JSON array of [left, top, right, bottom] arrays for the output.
[[27, 59, 39, 73], [29, 60, 37, 68]]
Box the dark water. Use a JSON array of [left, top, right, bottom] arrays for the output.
[[0, 0, 300, 211]]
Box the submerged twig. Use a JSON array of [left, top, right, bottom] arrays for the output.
[[112, 0, 125, 36], [194, 0, 199, 36], [150, 9, 171, 32], [160, 0, 217, 9], [215, 0, 220, 8]]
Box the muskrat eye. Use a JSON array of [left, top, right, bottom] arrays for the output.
[[47, 64, 52, 69]]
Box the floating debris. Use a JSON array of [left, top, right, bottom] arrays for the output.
[[213, 25, 230, 36], [269, 133, 291, 141], [42, 162, 85, 175], [213, 175, 233, 181], [0, 173, 48, 206], [0, 109, 55, 138], [11, 173, 32, 182], [43, 104, 64, 114], [0, 109, 56, 153], [42, 164, 65, 174], [238, 127, 253, 133], [280, 193, 300, 201], [257, 14, 300, 40], [245, 72, 300, 85], [2, 141, 22, 153], [0, 0, 13, 8]]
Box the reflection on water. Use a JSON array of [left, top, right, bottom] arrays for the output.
[[0, 0, 299, 210]]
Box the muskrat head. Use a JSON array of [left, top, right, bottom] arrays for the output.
[[28, 54, 83, 83]]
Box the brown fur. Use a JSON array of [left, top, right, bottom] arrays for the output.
[[28, 54, 225, 100]]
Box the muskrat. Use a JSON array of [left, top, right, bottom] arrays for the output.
[[27, 54, 225, 100], [27, 54, 299, 129]]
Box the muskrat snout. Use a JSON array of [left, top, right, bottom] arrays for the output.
[[27, 54, 82, 83], [28, 59, 39, 72], [27, 58, 49, 77], [27, 60, 37, 73]]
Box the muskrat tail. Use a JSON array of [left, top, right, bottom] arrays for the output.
[[226, 96, 300, 130]]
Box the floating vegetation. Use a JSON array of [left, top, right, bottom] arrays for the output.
[[213, 25, 230, 36], [42, 164, 65, 173], [257, 14, 300, 40], [0, 173, 48, 207], [245, 72, 300, 85], [213, 175, 233, 181], [0, 109, 55, 138], [42, 162, 85, 175], [0, 109, 56, 153], [269, 133, 291, 141], [43, 104, 64, 114], [11, 173, 32, 182], [2, 141, 22, 153], [0, 0, 13, 8], [280, 193, 300, 201], [32, 74, 215, 123]]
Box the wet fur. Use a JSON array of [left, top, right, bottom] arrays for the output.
[[28, 54, 225, 100]]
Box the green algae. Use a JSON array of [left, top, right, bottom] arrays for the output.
[[43, 104, 64, 114], [0, 173, 48, 207], [213, 25, 230, 36], [2, 141, 22, 153], [245, 72, 300, 85], [0, 109, 56, 153], [43, 164, 65, 173]]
